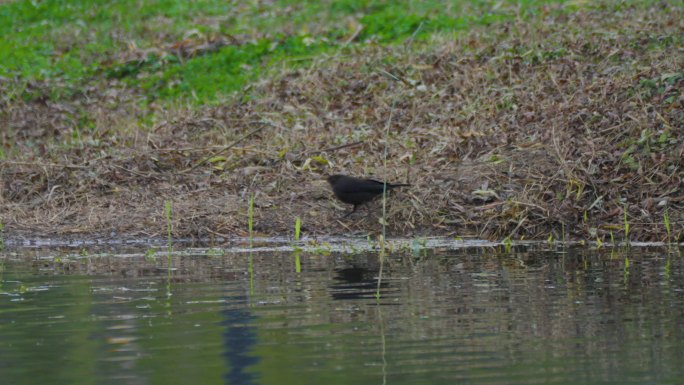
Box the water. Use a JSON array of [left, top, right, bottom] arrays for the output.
[[1, 243, 683, 385]]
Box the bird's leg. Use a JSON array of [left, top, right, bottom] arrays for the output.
[[343, 204, 357, 218]]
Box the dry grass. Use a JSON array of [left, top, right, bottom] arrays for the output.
[[1, 3, 682, 242]]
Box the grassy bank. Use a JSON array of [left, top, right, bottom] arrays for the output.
[[0, 1, 682, 242], [1, 0, 560, 103]]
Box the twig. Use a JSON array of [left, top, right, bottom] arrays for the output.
[[204, 227, 233, 238], [3, 161, 88, 169], [343, 23, 364, 47], [336, 219, 354, 233], [404, 21, 424, 46], [183, 126, 263, 173], [473, 200, 549, 216], [304, 141, 364, 156], [111, 164, 162, 180]]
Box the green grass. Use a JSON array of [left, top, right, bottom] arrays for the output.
[[1, 0, 572, 104]]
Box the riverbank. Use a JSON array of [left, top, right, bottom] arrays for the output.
[[1, 2, 682, 243]]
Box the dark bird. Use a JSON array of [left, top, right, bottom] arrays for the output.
[[327, 174, 410, 216]]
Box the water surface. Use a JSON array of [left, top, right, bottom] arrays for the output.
[[1, 243, 683, 385]]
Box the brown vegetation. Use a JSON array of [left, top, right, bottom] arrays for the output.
[[1, 4, 682, 242]]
